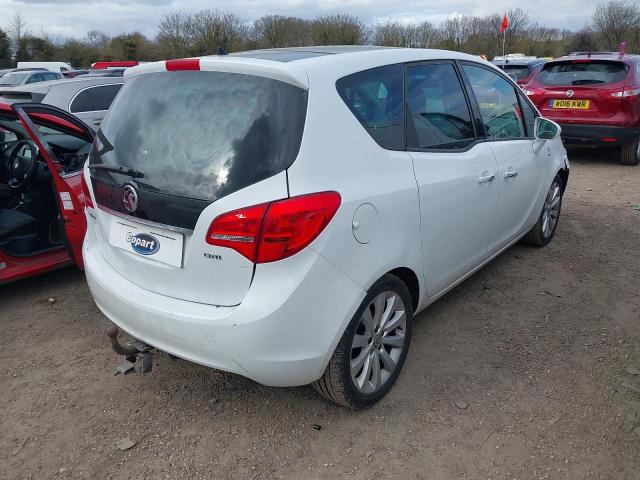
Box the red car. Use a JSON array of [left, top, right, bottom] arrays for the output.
[[0, 102, 94, 284], [524, 53, 640, 165], [492, 58, 547, 87]]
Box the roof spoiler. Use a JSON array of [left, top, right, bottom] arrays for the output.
[[0, 91, 47, 103]]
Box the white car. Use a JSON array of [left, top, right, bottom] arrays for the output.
[[82, 47, 569, 408]]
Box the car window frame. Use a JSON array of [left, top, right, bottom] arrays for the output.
[[335, 62, 407, 152], [403, 59, 481, 153], [68, 83, 124, 114], [458, 60, 530, 143]]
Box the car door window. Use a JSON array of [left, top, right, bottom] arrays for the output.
[[518, 94, 537, 137], [26, 74, 43, 84], [43, 72, 59, 81], [462, 64, 525, 140], [406, 63, 475, 149], [70, 84, 122, 113], [336, 64, 404, 150]]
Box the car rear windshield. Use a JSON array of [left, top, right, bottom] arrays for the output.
[[500, 65, 530, 80], [91, 71, 308, 201], [0, 72, 29, 86], [536, 60, 629, 86]]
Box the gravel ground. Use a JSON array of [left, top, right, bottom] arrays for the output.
[[1, 150, 639, 480]]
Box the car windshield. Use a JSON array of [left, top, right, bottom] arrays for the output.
[[500, 65, 530, 80], [536, 60, 629, 86], [0, 72, 29, 86], [92, 70, 308, 202]]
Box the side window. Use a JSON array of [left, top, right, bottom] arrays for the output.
[[519, 95, 537, 137], [70, 85, 122, 113], [336, 64, 404, 150], [406, 63, 475, 149], [26, 74, 42, 84], [43, 72, 59, 81], [462, 64, 525, 140], [90, 84, 122, 111]]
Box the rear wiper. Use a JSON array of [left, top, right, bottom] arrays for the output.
[[571, 80, 604, 85], [88, 164, 144, 178]]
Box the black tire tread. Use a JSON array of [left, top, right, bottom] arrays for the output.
[[621, 139, 640, 166], [523, 174, 563, 247], [312, 273, 413, 409]]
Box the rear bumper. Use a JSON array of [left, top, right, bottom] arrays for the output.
[[83, 230, 366, 387], [559, 123, 638, 147]]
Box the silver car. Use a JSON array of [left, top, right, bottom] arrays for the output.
[[0, 76, 123, 130], [0, 70, 62, 87]]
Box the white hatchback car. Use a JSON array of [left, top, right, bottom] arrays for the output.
[[83, 47, 569, 408]]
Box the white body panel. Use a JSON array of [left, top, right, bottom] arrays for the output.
[[84, 48, 568, 386]]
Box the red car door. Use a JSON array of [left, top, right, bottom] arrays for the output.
[[12, 103, 95, 268]]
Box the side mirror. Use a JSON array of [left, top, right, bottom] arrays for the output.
[[534, 117, 561, 140]]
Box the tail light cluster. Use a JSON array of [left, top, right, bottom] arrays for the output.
[[206, 192, 341, 264], [81, 173, 94, 209], [611, 87, 640, 99]]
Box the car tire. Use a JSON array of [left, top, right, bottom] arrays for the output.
[[621, 137, 640, 165], [523, 174, 563, 247], [312, 274, 414, 409]]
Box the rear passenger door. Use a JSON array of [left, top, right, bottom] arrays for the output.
[[460, 63, 546, 251], [406, 61, 500, 296], [69, 84, 123, 130]]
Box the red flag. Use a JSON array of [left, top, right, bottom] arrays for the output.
[[500, 14, 509, 33]]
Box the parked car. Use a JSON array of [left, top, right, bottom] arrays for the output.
[[17, 61, 73, 73], [524, 53, 640, 164], [0, 70, 62, 87], [492, 58, 547, 86], [0, 102, 94, 284], [83, 47, 569, 408], [62, 69, 90, 78], [0, 76, 123, 130]]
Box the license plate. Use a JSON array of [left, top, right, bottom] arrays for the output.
[[550, 99, 590, 109], [108, 217, 184, 267]]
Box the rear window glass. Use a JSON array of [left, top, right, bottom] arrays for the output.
[[500, 65, 530, 80], [0, 72, 29, 86], [92, 71, 307, 201], [536, 61, 629, 86]]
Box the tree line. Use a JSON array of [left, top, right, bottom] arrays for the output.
[[0, 1, 638, 69]]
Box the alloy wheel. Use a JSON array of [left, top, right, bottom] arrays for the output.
[[542, 180, 561, 240], [350, 291, 407, 394]]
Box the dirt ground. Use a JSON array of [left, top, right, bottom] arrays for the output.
[[1, 150, 639, 480]]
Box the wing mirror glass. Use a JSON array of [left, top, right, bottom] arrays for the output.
[[535, 117, 561, 140]]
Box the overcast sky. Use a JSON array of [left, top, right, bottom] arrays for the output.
[[0, 0, 596, 38]]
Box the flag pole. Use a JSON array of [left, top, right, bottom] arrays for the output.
[[502, 28, 506, 68]]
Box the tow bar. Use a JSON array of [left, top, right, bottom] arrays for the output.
[[106, 325, 154, 375]]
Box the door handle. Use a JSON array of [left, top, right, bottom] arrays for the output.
[[477, 174, 495, 184], [504, 170, 519, 179], [92, 119, 102, 125]]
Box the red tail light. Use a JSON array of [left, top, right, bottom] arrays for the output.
[[81, 174, 94, 209], [206, 192, 341, 263]]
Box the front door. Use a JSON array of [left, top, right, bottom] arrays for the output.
[[13, 103, 95, 267], [405, 61, 500, 296], [460, 64, 547, 251]]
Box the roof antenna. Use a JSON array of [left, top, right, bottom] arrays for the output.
[[217, 46, 228, 56]]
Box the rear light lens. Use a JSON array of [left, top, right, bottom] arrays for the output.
[[81, 173, 94, 209], [206, 192, 341, 263], [611, 88, 640, 99], [523, 89, 540, 96], [206, 203, 269, 260]]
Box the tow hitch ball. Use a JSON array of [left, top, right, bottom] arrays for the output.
[[106, 325, 153, 375]]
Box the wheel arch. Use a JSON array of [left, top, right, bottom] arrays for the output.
[[386, 267, 421, 312], [557, 167, 569, 193]]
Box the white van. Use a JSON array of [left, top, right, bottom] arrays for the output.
[[17, 61, 73, 73]]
